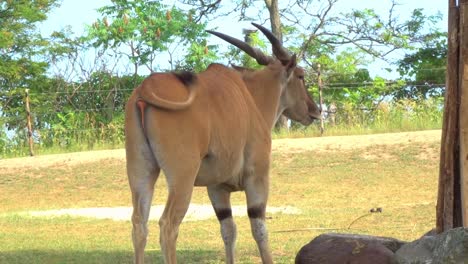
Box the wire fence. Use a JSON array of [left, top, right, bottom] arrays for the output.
[[2, 83, 445, 113], [0, 71, 446, 157]]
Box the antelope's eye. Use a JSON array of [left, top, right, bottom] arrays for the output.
[[298, 75, 304, 80]]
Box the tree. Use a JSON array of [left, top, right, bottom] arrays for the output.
[[0, 0, 60, 131], [396, 32, 447, 99], [180, 0, 442, 61], [310, 49, 385, 108], [85, 0, 216, 75], [180, 0, 443, 129]]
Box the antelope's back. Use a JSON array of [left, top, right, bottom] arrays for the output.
[[125, 64, 262, 160]]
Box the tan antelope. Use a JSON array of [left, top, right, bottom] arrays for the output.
[[125, 23, 321, 264]]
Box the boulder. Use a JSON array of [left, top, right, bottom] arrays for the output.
[[295, 233, 405, 264], [395, 227, 468, 264]]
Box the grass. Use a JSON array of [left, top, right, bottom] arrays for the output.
[[0, 138, 439, 263], [273, 121, 442, 139]]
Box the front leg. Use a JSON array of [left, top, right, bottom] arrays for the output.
[[245, 175, 273, 264]]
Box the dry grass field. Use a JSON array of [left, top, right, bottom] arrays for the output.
[[0, 130, 441, 263]]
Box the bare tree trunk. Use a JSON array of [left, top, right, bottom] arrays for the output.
[[265, 0, 288, 130], [264, 0, 282, 43], [437, 0, 465, 233], [457, 0, 468, 227]]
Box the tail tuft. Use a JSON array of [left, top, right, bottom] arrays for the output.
[[173, 71, 197, 86]]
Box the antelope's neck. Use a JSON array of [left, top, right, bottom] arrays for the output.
[[244, 78, 283, 131]]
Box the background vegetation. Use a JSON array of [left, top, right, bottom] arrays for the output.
[[0, 0, 446, 158]]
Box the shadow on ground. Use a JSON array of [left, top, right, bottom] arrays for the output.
[[0, 249, 221, 264]]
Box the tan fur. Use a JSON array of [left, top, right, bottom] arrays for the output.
[[125, 36, 320, 264]]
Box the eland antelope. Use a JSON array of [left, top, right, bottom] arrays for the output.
[[125, 22, 321, 264]]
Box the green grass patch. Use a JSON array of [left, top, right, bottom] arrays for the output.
[[274, 98, 443, 139], [0, 140, 439, 263]]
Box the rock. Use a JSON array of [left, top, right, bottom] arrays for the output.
[[295, 233, 405, 264], [396, 227, 468, 264], [394, 235, 436, 263], [422, 228, 437, 237]]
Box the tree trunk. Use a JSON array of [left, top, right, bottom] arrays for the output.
[[457, 0, 468, 227], [264, 0, 282, 43], [265, 0, 288, 130], [437, 0, 466, 233]]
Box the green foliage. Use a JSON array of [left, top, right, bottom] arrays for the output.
[[240, 32, 267, 69], [0, 0, 59, 83], [0, 0, 62, 148], [333, 97, 443, 131], [85, 0, 213, 73], [307, 49, 390, 110], [32, 72, 141, 150], [222, 31, 266, 70], [278, 97, 443, 139], [46, 27, 84, 64], [176, 41, 218, 72], [0, 0, 447, 158], [397, 32, 447, 99]]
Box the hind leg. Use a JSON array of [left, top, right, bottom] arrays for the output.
[[127, 155, 160, 264], [208, 185, 237, 264], [126, 120, 160, 263], [126, 91, 160, 263], [159, 162, 200, 264]]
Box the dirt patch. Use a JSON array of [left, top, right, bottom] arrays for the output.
[[361, 152, 394, 161], [0, 149, 126, 170], [0, 130, 441, 169], [273, 130, 441, 154]]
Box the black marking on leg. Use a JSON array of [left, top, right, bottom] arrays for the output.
[[215, 208, 232, 221], [247, 206, 265, 219]]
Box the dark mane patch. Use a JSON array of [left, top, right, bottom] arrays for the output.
[[231, 64, 255, 73], [173, 71, 197, 86]]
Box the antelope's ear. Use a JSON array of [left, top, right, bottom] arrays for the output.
[[284, 54, 297, 76]]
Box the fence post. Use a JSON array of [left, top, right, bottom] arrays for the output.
[[317, 64, 324, 135], [329, 102, 337, 126], [25, 89, 34, 156]]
